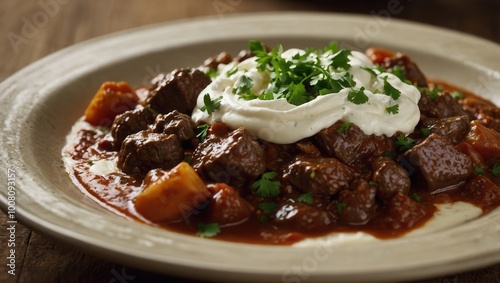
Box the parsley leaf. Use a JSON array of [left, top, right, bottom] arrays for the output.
[[451, 90, 463, 99], [196, 223, 220, 238], [323, 41, 340, 54], [390, 66, 406, 82], [205, 68, 219, 78], [258, 202, 276, 215], [421, 127, 431, 138], [200, 94, 222, 114], [420, 86, 441, 99], [196, 124, 209, 142], [396, 134, 416, 151], [336, 122, 352, 134], [233, 75, 255, 100], [297, 193, 314, 205], [383, 77, 401, 100], [251, 172, 281, 198], [330, 50, 352, 70], [286, 82, 308, 106], [411, 193, 422, 202], [491, 163, 500, 177], [475, 166, 485, 175], [347, 87, 368, 105], [386, 104, 399, 114], [225, 65, 238, 77]]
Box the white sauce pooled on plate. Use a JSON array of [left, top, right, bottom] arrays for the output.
[[192, 48, 421, 144]]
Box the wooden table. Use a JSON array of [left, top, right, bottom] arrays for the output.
[[1, 1, 499, 282]]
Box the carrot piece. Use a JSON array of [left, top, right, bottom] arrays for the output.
[[134, 162, 210, 223], [84, 81, 138, 126], [465, 120, 500, 160]]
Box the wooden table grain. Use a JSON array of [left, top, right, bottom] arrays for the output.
[[1, 0, 499, 282]]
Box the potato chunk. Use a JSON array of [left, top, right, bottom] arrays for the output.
[[134, 162, 209, 223], [84, 81, 138, 126]]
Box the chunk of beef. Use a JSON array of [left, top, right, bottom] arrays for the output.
[[273, 200, 332, 231], [422, 115, 470, 145], [337, 180, 378, 225], [404, 134, 473, 193], [465, 120, 500, 160], [145, 68, 212, 115], [205, 183, 254, 225], [117, 130, 183, 176], [419, 92, 468, 119], [110, 108, 155, 148], [462, 176, 500, 209], [191, 127, 265, 187], [371, 156, 411, 202], [283, 156, 357, 196], [455, 142, 485, 168], [151, 110, 195, 142], [376, 192, 434, 230], [382, 53, 428, 87], [203, 52, 233, 70], [262, 143, 298, 172], [315, 121, 393, 169], [477, 106, 500, 132], [295, 140, 321, 156]]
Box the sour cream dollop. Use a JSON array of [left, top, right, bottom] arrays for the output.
[[192, 48, 421, 144]]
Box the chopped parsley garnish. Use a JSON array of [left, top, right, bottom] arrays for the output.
[[87, 160, 94, 165], [145, 104, 159, 117], [390, 66, 406, 82], [421, 127, 431, 138], [369, 181, 378, 187], [420, 86, 441, 99], [196, 223, 220, 238], [196, 124, 209, 142], [337, 202, 347, 214], [474, 166, 485, 175], [258, 202, 277, 215], [451, 90, 464, 100], [309, 171, 316, 178], [383, 151, 395, 158], [205, 68, 219, 78], [225, 65, 238, 77], [336, 122, 352, 134], [248, 40, 357, 106], [491, 163, 500, 177], [347, 87, 368, 105], [232, 75, 255, 100], [200, 93, 222, 114], [396, 134, 416, 151], [383, 77, 401, 100], [183, 156, 193, 164], [411, 193, 422, 202], [297, 193, 314, 205], [251, 171, 281, 198], [386, 104, 399, 115]]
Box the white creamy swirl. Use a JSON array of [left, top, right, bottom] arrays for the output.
[[192, 49, 421, 144]]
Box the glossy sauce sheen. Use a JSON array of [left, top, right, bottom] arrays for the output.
[[64, 47, 500, 245], [65, 80, 499, 245]]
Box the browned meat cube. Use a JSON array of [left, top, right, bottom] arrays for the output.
[[117, 130, 184, 176], [377, 192, 435, 230], [145, 68, 212, 115], [371, 156, 411, 202], [203, 52, 233, 69], [418, 92, 468, 119], [205, 183, 254, 225], [382, 53, 428, 87], [315, 121, 393, 168], [337, 180, 378, 225], [462, 176, 500, 209], [283, 156, 357, 196], [404, 134, 473, 193], [110, 107, 155, 148], [273, 200, 333, 231], [151, 110, 195, 142], [422, 115, 470, 145], [191, 127, 265, 187]]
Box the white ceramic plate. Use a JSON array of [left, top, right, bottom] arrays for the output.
[[0, 12, 499, 283]]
